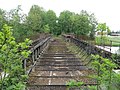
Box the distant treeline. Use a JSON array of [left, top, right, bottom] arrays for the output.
[[0, 5, 98, 41]]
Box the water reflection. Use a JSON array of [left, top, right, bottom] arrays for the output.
[[111, 47, 120, 54], [116, 48, 120, 54], [96, 46, 120, 54]]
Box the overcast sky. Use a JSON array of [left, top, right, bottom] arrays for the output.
[[0, 0, 120, 31]]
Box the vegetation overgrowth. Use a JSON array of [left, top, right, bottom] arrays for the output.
[[0, 5, 98, 41], [66, 39, 120, 90], [0, 4, 120, 90], [67, 43, 120, 90], [95, 36, 120, 46], [0, 24, 31, 90]]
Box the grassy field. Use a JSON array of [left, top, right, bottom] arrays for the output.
[[95, 36, 120, 46], [108, 36, 120, 42]]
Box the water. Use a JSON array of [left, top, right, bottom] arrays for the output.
[[110, 47, 120, 54], [96, 46, 120, 54]]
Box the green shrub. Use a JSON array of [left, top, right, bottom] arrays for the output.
[[0, 24, 31, 90]]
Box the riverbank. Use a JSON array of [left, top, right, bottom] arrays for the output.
[[95, 36, 120, 47]]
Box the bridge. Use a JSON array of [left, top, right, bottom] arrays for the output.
[[24, 35, 120, 90], [63, 35, 120, 65]]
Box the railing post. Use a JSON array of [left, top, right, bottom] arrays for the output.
[[39, 45, 41, 54], [32, 50, 35, 63], [37, 48, 39, 58], [38, 47, 39, 57], [36, 49, 38, 59], [24, 59, 27, 74], [24, 36, 51, 74], [110, 40, 112, 52], [35, 50, 37, 60]]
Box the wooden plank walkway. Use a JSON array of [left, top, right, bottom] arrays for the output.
[[27, 38, 96, 90]]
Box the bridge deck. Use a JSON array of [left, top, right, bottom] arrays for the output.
[[27, 38, 96, 90]]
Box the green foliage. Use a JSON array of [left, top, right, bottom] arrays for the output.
[[0, 5, 98, 40], [27, 5, 43, 32], [45, 10, 57, 34], [43, 24, 50, 33], [97, 23, 107, 32], [0, 9, 6, 30], [91, 54, 118, 90], [74, 11, 92, 35], [88, 85, 97, 90], [108, 36, 120, 42], [95, 36, 110, 45], [96, 23, 110, 46], [26, 5, 57, 35], [66, 80, 84, 89], [58, 10, 74, 34], [111, 73, 120, 90], [95, 36, 120, 46], [89, 13, 98, 39], [7, 5, 27, 41], [97, 23, 110, 36], [0, 24, 31, 90], [57, 10, 98, 37]]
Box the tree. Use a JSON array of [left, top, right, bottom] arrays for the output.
[[0, 24, 31, 90], [74, 11, 91, 36], [45, 10, 57, 34], [27, 5, 45, 32], [0, 9, 6, 30], [43, 24, 50, 33], [5, 5, 28, 41], [58, 10, 74, 34], [97, 23, 110, 36], [89, 13, 98, 39], [57, 10, 97, 37], [97, 23, 110, 45]]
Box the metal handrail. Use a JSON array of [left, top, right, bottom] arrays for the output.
[[62, 34, 118, 62], [23, 35, 51, 75]]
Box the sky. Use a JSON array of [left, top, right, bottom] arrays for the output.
[[0, 0, 120, 31]]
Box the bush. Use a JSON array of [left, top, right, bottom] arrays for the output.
[[95, 36, 110, 46], [0, 24, 31, 90]]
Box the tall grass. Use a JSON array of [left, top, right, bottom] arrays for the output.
[[95, 36, 120, 46]]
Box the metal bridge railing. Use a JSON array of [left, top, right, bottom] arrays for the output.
[[23, 35, 51, 75], [62, 34, 120, 65]]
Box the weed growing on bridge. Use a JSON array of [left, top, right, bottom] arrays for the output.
[[67, 42, 90, 63], [66, 80, 97, 90], [91, 54, 120, 90], [66, 80, 84, 90], [0, 24, 31, 90]]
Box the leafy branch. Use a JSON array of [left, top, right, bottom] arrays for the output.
[[0, 24, 31, 90]]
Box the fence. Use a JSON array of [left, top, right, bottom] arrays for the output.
[[23, 35, 51, 75], [62, 34, 120, 65]]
